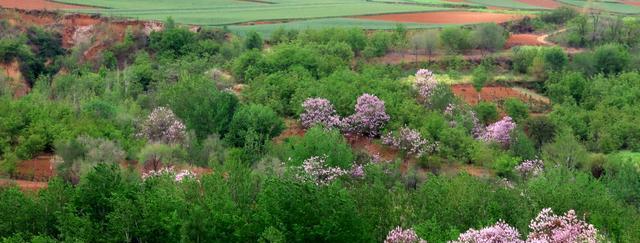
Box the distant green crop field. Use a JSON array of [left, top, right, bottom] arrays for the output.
[[228, 18, 451, 36], [558, 0, 640, 14], [58, 0, 448, 26], [466, 0, 548, 9]]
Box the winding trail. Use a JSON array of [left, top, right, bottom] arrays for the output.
[[537, 28, 567, 45]]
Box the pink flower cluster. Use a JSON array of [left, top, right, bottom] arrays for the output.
[[300, 98, 342, 129], [382, 126, 438, 157], [515, 159, 544, 178], [139, 107, 186, 144], [450, 209, 600, 243], [385, 226, 427, 243], [351, 164, 365, 178], [450, 220, 523, 243], [527, 208, 599, 243], [299, 156, 348, 185], [142, 166, 196, 182], [415, 69, 438, 100], [478, 116, 516, 147], [343, 94, 390, 137]]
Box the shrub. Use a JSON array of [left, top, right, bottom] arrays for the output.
[[225, 104, 284, 149], [594, 44, 630, 75], [159, 76, 239, 139], [244, 31, 263, 50], [473, 102, 498, 125], [504, 98, 528, 123], [281, 126, 353, 169], [300, 98, 342, 129]]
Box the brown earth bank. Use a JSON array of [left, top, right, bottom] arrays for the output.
[[0, 60, 30, 98], [14, 154, 55, 182], [354, 11, 525, 24], [0, 179, 48, 191], [0, 0, 93, 10]]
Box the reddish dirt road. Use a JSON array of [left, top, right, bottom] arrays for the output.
[[355, 11, 524, 24], [0, 0, 92, 10]]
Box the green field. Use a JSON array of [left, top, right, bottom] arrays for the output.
[[59, 0, 448, 26], [558, 0, 640, 14], [466, 0, 550, 9], [228, 18, 451, 36]]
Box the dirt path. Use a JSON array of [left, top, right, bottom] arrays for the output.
[[537, 28, 567, 45]]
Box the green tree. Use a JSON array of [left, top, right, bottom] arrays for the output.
[[473, 23, 506, 55], [439, 27, 471, 54], [280, 126, 354, 169], [594, 44, 630, 75]]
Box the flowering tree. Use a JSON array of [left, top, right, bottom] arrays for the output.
[[478, 116, 516, 147], [298, 156, 348, 185], [450, 220, 523, 243], [385, 226, 427, 243], [139, 107, 187, 144], [527, 208, 599, 243], [515, 159, 544, 178], [300, 98, 342, 129], [382, 126, 438, 157], [343, 94, 390, 137], [415, 69, 438, 100]]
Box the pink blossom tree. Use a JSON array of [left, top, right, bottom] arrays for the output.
[[527, 208, 599, 243], [478, 116, 516, 147], [385, 226, 427, 243], [342, 94, 390, 137], [415, 69, 438, 101], [298, 156, 348, 185], [450, 220, 523, 243], [139, 107, 187, 144], [300, 98, 342, 129], [515, 159, 544, 178], [382, 126, 438, 157]]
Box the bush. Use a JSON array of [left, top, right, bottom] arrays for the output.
[[225, 104, 284, 149], [244, 31, 263, 50], [504, 98, 529, 123], [594, 44, 630, 75], [474, 102, 498, 125], [472, 23, 506, 54], [280, 126, 353, 169]]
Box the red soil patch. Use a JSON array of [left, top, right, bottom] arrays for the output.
[[346, 135, 398, 162], [515, 0, 561, 8], [505, 33, 547, 48], [0, 0, 92, 10], [273, 120, 306, 143], [355, 11, 524, 24], [620, 1, 640, 7], [452, 84, 524, 105], [14, 154, 54, 182]]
